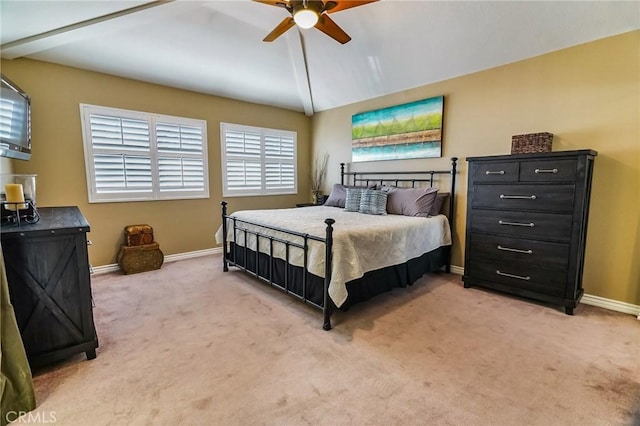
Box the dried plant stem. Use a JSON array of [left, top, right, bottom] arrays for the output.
[[312, 153, 329, 192]]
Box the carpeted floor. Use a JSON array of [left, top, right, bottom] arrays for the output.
[[22, 255, 640, 425]]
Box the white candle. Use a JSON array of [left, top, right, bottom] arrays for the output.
[[5, 183, 27, 211]]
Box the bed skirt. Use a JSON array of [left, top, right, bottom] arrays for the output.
[[226, 243, 450, 310]]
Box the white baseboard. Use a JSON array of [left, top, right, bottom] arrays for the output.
[[447, 264, 640, 319], [91, 247, 222, 275], [449, 264, 464, 275], [91, 264, 121, 274], [163, 247, 222, 262], [581, 294, 640, 318]]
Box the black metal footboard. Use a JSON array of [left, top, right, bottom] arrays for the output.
[[221, 201, 336, 330]]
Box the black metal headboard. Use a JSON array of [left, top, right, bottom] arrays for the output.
[[339, 156, 459, 250]]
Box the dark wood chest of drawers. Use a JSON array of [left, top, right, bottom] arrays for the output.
[[462, 150, 597, 314], [1, 206, 98, 367]]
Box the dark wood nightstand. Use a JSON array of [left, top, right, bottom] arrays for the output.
[[1, 206, 99, 367]]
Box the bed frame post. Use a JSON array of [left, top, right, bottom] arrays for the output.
[[221, 201, 229, 272], [447, 157, 458, 273], [340, 163, 345, 185], [323, 218, 335, 331]]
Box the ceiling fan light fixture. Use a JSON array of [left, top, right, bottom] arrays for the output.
[[293, 8, 318, 29], [256, 0, 378, 43]]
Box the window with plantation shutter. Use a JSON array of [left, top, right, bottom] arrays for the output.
[[221, 123, 297, 197], [80, 104, 208, 203]]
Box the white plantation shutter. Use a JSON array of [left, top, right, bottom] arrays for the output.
[[221, 123, 297, 196], [264, 134, 295, 190], [224, 129, 262, 191], [89, 115, 150, 151], [93, 154, 153, 193], [80, 104, 208, 202], [226, 160, 262, 190], [0, 96, 28, 144], [156, 122, 205, 192], [89, 115, 152, 195]]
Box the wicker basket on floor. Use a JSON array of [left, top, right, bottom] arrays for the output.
[[117, 242, 164, 274], [117, 224, 164, 274], [511, 132, 553, 154]]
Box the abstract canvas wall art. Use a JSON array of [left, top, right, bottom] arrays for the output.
[[352, 96, 444, 162]]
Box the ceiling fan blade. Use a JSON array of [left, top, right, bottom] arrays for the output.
[[324, 0, 378, 14], [253, 0, 290, 9], [315, 14, 351, 44], [263, 17, 295, 42]]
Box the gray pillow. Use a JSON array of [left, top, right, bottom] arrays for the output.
[[359, 189, 388, 215], [324, 184, 348, 208], [324, 184, 374, 208], [344, 187, 365, 212], [430, 192, 450, 216], [383, 186, 438, 217]]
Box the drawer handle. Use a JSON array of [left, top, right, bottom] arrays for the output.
[[500, 194, 537, 200], [497, 245, 533, 254], [498, 220, 534, 227], [485, 170, 505, 175], [535, 168, 558, 174], [496, 270, 531, 280]]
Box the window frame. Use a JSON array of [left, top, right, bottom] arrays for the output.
[[220, 122, 297, 197], [80, 103, 209, 203]]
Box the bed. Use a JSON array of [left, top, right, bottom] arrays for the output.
[[216, 158, 458, 330]]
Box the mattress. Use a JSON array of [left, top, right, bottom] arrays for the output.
[[215, 205, 451, 307]]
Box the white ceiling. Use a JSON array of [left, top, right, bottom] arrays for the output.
[[1, 1, 639, 116]]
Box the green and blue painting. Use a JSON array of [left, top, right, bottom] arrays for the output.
[[352, 96, 444, 162]]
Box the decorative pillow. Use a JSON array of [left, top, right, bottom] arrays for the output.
[[324, 184, 348, 208], [383, 186, 438, 217], [344, 188, 365, 212], [430, 192, 450, 216], [324, 184, 374, 208], [359, 189, 388, 215]]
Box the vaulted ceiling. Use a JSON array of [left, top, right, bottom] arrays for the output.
[[1, 1, 638, 116]]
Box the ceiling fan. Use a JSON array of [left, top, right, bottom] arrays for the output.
[[254, 0, 378, 44]]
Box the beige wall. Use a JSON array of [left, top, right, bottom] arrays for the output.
[[1, 59, 312, 266], [312, 31, 640, 305], [0, 157, 13, 174]]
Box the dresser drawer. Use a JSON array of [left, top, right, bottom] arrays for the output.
[[473, 184, 575, 212], [520, 159, 577, 182], [469, 209, 572, 242], [467, 233, 570, 269], [465, 258, 567, 297], [470, 161, 519, 183]]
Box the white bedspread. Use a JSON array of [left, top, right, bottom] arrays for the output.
[[215, 206, 451, 307]]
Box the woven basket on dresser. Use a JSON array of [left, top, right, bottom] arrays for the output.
[[511, 132, 553, 154]]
